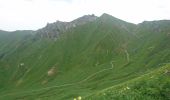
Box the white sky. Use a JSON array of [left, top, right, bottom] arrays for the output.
[[0, 0, 170, 31]]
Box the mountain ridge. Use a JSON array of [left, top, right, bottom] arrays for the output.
[[36, 14, 97, 39], [0, 13, 169, 100]]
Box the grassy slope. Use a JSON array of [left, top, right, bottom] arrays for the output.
[[0, 15, 169, 100], [0, 30, 34, 90], [85, 64, 170, 100]]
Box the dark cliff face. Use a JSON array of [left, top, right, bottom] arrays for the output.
[[36, 14, 97, 39]]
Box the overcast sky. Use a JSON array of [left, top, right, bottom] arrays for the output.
[[0, 0, 170, 31]]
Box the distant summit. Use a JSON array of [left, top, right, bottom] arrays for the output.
[[36, 14, 97, 39], [35, 13, 136, 39]]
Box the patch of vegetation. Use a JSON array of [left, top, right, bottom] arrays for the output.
[[85, 64, 170, 100]]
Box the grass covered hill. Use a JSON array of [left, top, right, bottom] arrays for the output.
[[0, 14, 169, 100]]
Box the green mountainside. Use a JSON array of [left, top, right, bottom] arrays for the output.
[[0, 14, 169, 100]]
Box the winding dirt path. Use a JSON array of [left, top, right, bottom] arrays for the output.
[[0, 61, 115, 98]]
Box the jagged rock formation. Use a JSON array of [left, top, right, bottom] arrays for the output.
[[36, 14, 97, 39]]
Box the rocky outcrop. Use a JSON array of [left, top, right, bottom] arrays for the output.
[[36, 14, 97, 39]]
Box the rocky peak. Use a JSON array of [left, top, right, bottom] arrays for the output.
[[36, 14, 98, 39], [72, 14, 97, 25]]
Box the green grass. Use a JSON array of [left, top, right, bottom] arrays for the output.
[[0, 14, 169, 100], [84, 64, 170, 100]]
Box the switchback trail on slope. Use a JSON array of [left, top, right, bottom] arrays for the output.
[[0, 61, 115, 98]]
